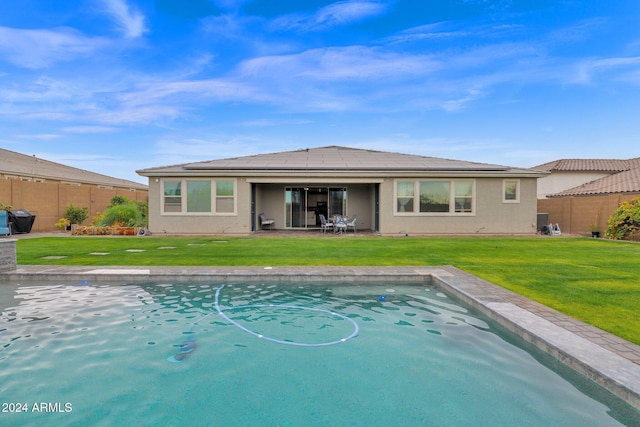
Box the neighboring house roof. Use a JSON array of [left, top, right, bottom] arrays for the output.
[[548, 167, 640, 197], [1, 148, 147, 190], [535, 156, 640, 197], [137, 145, 543, 177], [533, 158, 640, 173]]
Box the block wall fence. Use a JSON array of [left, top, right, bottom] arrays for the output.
[[0, 179, 148, 233], [538, 193, 640, 236]]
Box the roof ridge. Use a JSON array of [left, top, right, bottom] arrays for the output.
[[137, 145, 546, 176], [533, 157, 640, 172]]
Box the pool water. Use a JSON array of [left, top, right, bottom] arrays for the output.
[[1, 281, 638, 426]]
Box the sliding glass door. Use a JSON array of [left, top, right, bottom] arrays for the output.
[[285, 188, 305, 228], [329, 188, 346, 217], [285, 187, 347, 228]]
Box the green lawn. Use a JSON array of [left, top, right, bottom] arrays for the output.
[[15, 236, 640, 345]]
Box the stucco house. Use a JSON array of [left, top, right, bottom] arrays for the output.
[[136, 146, 545, 236], [535, 158, 640, 235], [1, 148, 148, 232], [534, 158, 640, 199]]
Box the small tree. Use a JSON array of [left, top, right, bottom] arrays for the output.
[[604, 198, 640, 241], [109, 195, 128, 206], [63, 204, 89, 225]]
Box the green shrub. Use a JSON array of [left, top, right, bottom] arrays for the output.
[[98, 196, 148, 227], [605, 198, 640, 241], [100, 202, 143, 227], [135, 200, 148, 223], [63, 204, 89, 225]]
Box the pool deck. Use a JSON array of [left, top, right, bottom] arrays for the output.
[[2, 264, 640, 411]]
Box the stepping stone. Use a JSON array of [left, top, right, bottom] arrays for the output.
[[42, 256, 67, 259], [90, 252, 110, 256], [158, 246, 177, 250], [126, 249, 146, 252]]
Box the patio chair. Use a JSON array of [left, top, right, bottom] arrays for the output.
[[346, 216, 357, 233], [334, 215, 347, 233], [0, 210, 12, 236], [549, 223, 562, 236], [319, 214, 333, 233], [259, 213, 275, 230]]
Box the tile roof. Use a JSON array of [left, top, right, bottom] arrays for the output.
[[536, 156, 640, 197], [138, 145, 541, 176], [549, 167, 640, 197], [1, 148, 147, 189], [533, 158, 640, 172]]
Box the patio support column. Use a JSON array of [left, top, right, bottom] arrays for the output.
[[251, 184, 257, 231], [0, 239, 17, 272]]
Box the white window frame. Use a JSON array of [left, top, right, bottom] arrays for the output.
[[214, 180, 236, 214], [394, 179, 476, 216], [161, 178, 237, 215], [502, 179, 520, 203]]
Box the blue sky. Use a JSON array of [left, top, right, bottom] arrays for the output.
[[1, 1, 640, 184]]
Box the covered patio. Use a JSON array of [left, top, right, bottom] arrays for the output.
[[251, 181, 379, 232]]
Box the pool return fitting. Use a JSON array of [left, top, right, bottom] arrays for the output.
[[169, 285, 359, 362]]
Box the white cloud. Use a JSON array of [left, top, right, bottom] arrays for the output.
[[239, 45, 440, 81], [0, 76, 77, 103], [150, 136, 266, 166], [239, 118, 312, 127], [38, 151, 147, 183], [116, 78, 276, 110], [547, 17, 608, 44], [15, 133, 63, 141], [91, 105, 182, 125], [301, 134, 520, 166], [571, 56, 640, 84], [61, 126, 120, 134], [271, 1, 387, 32], [100, 0, 147, 39], [0, 26, 109, 69], [386, 22, 470, 44], [442, 88, 487, 112]]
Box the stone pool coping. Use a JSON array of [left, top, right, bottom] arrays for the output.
[[2, 264, 640, 411]]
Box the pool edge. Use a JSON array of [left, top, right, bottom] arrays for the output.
[[429, 266, 640, 412]]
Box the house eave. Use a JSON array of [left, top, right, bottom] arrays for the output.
[[137, 168, 545, 179]]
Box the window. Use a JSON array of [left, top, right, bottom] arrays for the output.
[[187, 181, 211, 212], [396, 181, 414, 212], [215, 181, 235, 213], [420, 181, 450, 212], [454, 181, 473, 212], [163, 180, 182, 212], [396, 180, 474, 215], [329, 188, 347, 216], [503, 180, 520, 203], [162, 179, 236, 214]]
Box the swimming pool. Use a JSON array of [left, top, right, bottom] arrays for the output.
[[1, 279, 639, 426]]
